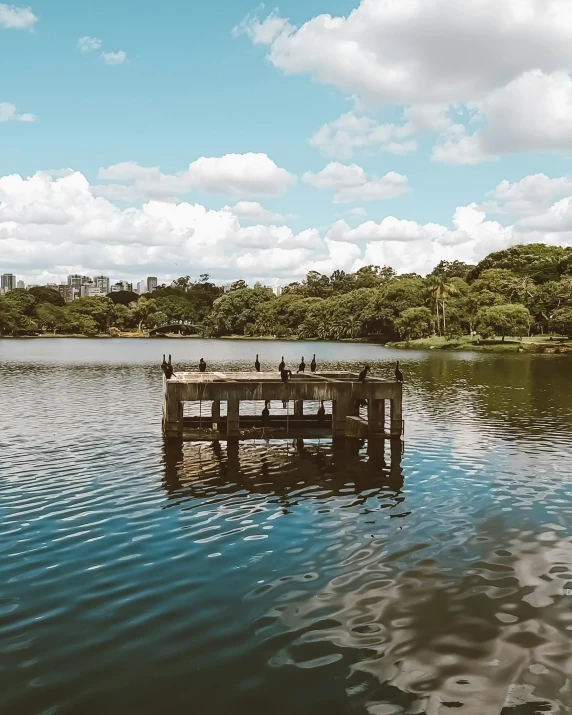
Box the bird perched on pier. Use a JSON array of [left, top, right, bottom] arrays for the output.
[[199, 358, 207, 373], [280, 368, 292, 384], [358, 365, 370, 382], [162, 354, 174, 379], [310, 354, 317, 372], [298, 356, 306, 373], [255, 354, 261, 372], [261, 400, 270, 427], [395, 361, 403, 383], [278, 356, 285, 372], [317, 400, 326, 425]]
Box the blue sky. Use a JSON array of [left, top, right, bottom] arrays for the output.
[[2, 0, 572, 283]]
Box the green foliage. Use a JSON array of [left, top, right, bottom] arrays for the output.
[[107, 290, 140, 306], [28, 286, 65, 307], [208, 287, 274, 336], [395, 307, 434, 340], [476, 303, 532, 341], [469, 244, 572, 283], [68, 296, 115, 332], [550, 307, 572, 338]]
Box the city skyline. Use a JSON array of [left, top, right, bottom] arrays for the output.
[[3, 1, 572, 285]]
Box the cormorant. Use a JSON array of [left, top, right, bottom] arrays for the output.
[[395, 361, 403, 383], [298, 356, 306, 373], [261, 400, 270, 427], [317, 400, 326, 425], [255, 354, 261, 372], [358, 365, 369, 382], [280, 368, 292, 384], [164, 355, 174, 380], [199, 358, 207, 373], [161, 354, 168, 377], [310, 354, 316, 372], [278, 356, 285, 372]]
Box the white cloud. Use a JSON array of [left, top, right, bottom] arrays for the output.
[[303, 162, 409, 203], [0, 102, 35, 122], [99, 154, 296, 200], [5, 168, 572, 285], [481, 174, 572, 216], [77, 36, 103, 53], [101, 50, 127, 66], [223, 201, 285, 224], [0, 3, 37, 30]]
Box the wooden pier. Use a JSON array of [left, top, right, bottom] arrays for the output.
[[162, 371, 403, 441]]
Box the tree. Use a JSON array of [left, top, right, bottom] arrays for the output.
[[469, 243, 571, 283], [36, 303, 66, 334], [426, 276, 459, 335], [549, 307, 572, 338], [208, 287, 274, 336], [129, 297, 158, 332], [476, 304, 531, 341], [68, 296, 115, 332], [430, 260, 474, 281], [28, 286, 65, 307], [394, 307, 434, 340], [107, 290, 140, 306]]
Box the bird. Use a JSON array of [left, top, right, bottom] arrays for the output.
[[280, 368, 292, 384], [255, 354, 261, 372], [163, 354, 174, 380], [395, 361, 404, 383], [278, 356, 285, 372], [261, 400, 270, 427], [317, 400, 326, 425], [161, 354, 168, 376], [310, 354, 317, 372], [358, 365, 370, 382], [199, 358, 207, 373], [298, 356, 306, 373]]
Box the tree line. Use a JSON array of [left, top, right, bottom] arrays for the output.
[[2, 244, 572, 340]]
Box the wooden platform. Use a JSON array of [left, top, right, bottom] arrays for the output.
[[162, 370, 403, 441]]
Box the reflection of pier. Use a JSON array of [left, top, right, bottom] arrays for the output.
[[162, 371, 403, 441], [162, 437, 404, 499]]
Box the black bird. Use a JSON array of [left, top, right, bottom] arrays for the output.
[[278, 356, 285, 372], [164, 354, 174, 380], [280, 368, 292, 384], [199, 358, 207, 373], [161, 354, 168, 376], [310, 354, 317, 372], [358, 365, 369, 383], [261, 400, 270, 427], [317, 400, 326, 425], [255, 354, 261, 372], [395, 360, 404, 383], [298, 356, 306, 373]]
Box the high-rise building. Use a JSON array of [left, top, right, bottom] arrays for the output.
[[80, 285, 102, 298], [94, 276, 110, 295], [67, 274, 90, 291], [274, 286, 283, 297], [1, 274, 17, 292], [125, 282, 133, 293], [17, 280, 25, 290], [137, 279, 147, 295], [58, 285, 76, 303], [147, 276, 158, 293]]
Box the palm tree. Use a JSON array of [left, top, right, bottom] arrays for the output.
[[427, 277, 459, 335]]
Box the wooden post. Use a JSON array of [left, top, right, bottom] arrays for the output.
[[163, 381, 183, 439], [227, 397, 240, 437], [368, 399, 385, 436], [212, 400, 221, 429], [332, 397, 350, 437], [294, 399, 304, 418], [390, 395, 403, 437]]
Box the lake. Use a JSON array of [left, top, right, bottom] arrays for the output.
[[1, 338, 572, 714]]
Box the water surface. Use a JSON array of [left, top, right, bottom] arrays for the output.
[[2, 338, 572, 714]]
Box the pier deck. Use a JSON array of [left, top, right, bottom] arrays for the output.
[[163, 371, 403, 441]]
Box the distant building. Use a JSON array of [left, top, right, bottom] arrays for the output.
[[94, 276, 110, 294], [67, 274, 90, 291], [58, 285, 76, 303], [1, 274, 17, 292], [16, 280, 25, 289], [223, 284, 232, 293], [254, 281, 263, 289], [137, 279, 147, 295], [274, 286, 283, 297], [80, 285, 102, 298], [147, 276, 158, 293], [125, 282, 133, 293]]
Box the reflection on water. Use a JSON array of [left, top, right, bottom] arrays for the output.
[[1, 338, 572, 714]]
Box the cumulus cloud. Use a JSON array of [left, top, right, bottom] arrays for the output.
[[0, 102, 35, 122], [101, 50, 127, 66], [4, 168, 572, 285], [0, 3, 37, 30], [99, 153, 296, 200], [77, 36, 102, 53], [303, 162, 409, 203], [481, 174, 572, 216], [239, 1, 572, 163]]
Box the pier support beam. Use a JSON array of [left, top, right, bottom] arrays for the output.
[[390, 396, 403, 437], [163, 381, 183, 439], [332, 397, 351, 437], [212, 400, 221, 430], [368, 399, 385, 436], [227, 397, 240, 437], [294, 399, 304, 418]]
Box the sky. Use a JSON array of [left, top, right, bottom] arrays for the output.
[[2, 0, 572, 286]]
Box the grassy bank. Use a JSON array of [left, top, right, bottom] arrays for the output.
[[387, 335, 572, 354]]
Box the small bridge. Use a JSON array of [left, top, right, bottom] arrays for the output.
[[149, 321, 202, 336]]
